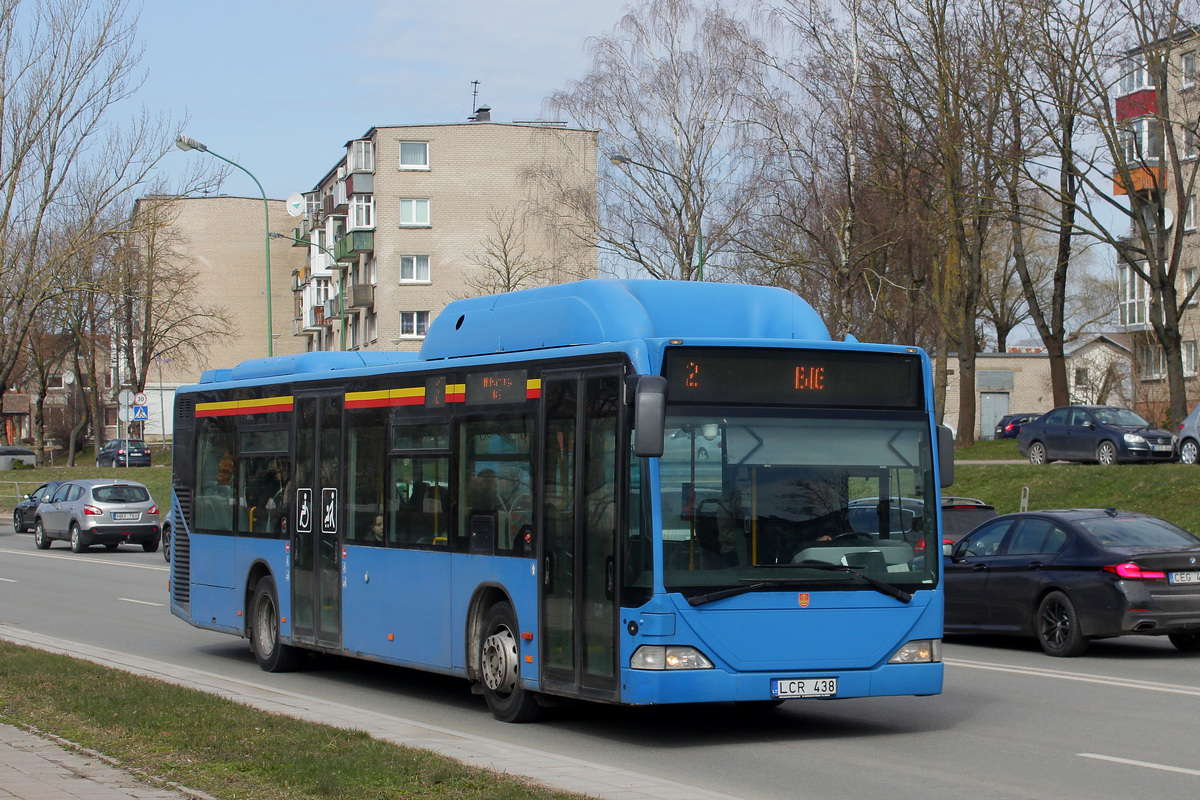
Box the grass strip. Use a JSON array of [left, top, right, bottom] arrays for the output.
[[0, 642, 579, 800]]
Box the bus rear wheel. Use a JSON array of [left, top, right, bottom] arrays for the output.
[[250, 575, 300, 672], [479, 601, 540, 722]]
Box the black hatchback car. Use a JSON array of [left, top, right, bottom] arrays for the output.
[[1017, 405, 1176, 465], [12, 481, 62, 532], [944, 509, 1200, 656], [993, 412, 1040, 440]]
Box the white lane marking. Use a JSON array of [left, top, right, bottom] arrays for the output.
[[1079, 753, 1200, 777], [947, 657, 1200, 697], [118, 597, 163, 607], [0, 546, 168, 572], [0, 577, 16, 583]]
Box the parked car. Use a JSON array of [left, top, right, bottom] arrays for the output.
[[12, 481, 62, 532], [95, 439, 151, 468], [1017, 405, 1176, 465], [940, 497, 999, 544], [944, 509, 1200, 656], [993, 412, 1040, 440], [845, 495, 997, 555], [1177, 403, 1200, 464], [33, 479, 160, 553]]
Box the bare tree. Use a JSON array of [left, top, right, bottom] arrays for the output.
[[461, 208, 568, 296], [0, 0, 195, 442], [547, 0, 762, 280]]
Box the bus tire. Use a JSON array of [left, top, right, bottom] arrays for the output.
[[250, 575, 300, 672], [479, 601, 540, 722]]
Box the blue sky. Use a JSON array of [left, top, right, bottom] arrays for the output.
[[136, 0, 629, 199]]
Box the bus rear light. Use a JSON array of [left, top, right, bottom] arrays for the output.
[[888, 639, 941, 664], [631, 645, 713, 670], [1104, 563, 1166, 580]]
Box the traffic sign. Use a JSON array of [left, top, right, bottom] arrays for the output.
[[134, 392, 148, 406], [132, 405, 149, 421], [118, 389, 135, 406]]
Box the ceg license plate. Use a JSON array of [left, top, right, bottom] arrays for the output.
[[772, 678, 837, 698], [1169, 571, 1200, 584]]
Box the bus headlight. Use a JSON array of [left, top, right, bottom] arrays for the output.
[[630, 645, 714, 670], [888, 639, 942, 664]]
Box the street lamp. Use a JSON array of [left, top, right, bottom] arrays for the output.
[[175, 135, 276, 356], [269, 232, 347, 351], [610, 153, 704, 281]]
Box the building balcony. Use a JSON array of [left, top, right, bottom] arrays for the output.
[[324, 295, 344, 320], [304, 305, 327, 330], [350, 283, 374, 309], [1115, 89, 1157, 122], [346, 173, 374, 194], [1114, 165, 1162, 196], [334, 230, 374, 262]]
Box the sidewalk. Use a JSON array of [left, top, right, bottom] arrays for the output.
[[0, 722, 210, 800], [0, 627, 748, 800]]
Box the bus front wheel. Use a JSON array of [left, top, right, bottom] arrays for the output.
[[479, 601, 540, 722], [250, 575, 300, 672]]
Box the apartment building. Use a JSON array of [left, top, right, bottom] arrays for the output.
[[290, 112, 598, 352], [1114, 38, 1200, 419]]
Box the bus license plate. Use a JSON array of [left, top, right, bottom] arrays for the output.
[[112, 512, 138, 521], [1169, 571, 1200, 584], [772, 678, 837, 698]]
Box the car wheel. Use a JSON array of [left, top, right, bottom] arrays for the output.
[[1181, 440, 1199, 466], [1168, 631, 1200, 652], [70, 523, 88, 553], [1028, 442, 1047, 466], [1036, 591, 1088, 657], [162, 525, 171, 562], [1096, 441, 1118, 465], [479, 601, 541, 722], [12, 509, 24, 533], [250, 575, 301, 672], [33, 520, 51, 550]]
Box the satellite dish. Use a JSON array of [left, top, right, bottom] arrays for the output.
[[285, 192, 305, 218], [62, 372, 75, 385], [1163, 207, 1175, 229]]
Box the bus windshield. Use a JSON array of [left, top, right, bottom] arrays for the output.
[[659, 411, 938, 597]]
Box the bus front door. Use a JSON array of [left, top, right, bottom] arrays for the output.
[[541, 371, 621, 701], [292, 393, 343, 650]]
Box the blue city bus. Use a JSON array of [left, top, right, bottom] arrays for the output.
[[168, 279, 953, 721]]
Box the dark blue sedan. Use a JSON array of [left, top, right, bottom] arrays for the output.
[[1017, 405, 1176, 465]]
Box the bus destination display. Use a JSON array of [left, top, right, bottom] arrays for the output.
[[465, 370, 526, 404], [664, 348, 922, 408]]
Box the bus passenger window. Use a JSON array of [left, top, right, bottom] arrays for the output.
[[389, 456, 449, 547], [194, 420, 235, 532], [238, 456, 289, 537], [460, 418, 535, 557], [347, 414, 387, 545]]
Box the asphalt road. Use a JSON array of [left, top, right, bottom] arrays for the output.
[[2, 524, 1199, 800]]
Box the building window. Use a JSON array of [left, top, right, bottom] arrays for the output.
[[1186, 128, 1199, 160], [1185, 196, 1196, 231], [400, 311, 430, 338], [48, 374, 63, 389], [1121, 53, 1152, 94], [1185, 267, 1199, 305], [1188, 341, 1198, 376], [350, 194, 374, 230], [1138, 341, 1198, 379], [1184, 52, 1196, 88], [1074, 367, 1090, 388], [365, 310, 377, 343], [1118, 263, 1149, 326], [399, 141, 429, 170], [399, 198, 430, 227], [400, 255, 431, 283], [349, 140, 374, 172], [1119, 117, 1163, 162]]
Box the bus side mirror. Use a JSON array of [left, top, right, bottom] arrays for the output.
[[633, 376, 668, 458], [938, 425, 954, 488]]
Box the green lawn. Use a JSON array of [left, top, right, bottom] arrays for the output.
[[0, 451, 172, 512]]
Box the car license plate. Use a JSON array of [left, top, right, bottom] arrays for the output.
[[112, 512, 139, 521], [1169, 571, 1200, 584], [1153, 445, 1174, 452], [772, 678, 837, 698]]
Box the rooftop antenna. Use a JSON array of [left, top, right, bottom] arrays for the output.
[[471, 80, 480, 111]]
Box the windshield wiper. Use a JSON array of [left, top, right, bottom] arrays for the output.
[[687, 579, 809, 606], [793, 560, 913, 603]]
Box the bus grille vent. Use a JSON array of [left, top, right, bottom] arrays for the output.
[[171, 487, 192, 607], [176, 398, 194, 418]]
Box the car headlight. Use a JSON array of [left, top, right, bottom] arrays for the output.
[[888, 639, 942, 664], [1124, 433, 1147, 445], [630, 645, 714, 670]]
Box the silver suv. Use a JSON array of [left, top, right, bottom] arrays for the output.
[[1179, 405, 1200, 464], [33, 479, 161, 553]]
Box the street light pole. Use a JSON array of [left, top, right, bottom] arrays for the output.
[[270, 232, 347, 351], [610, 153, 704, 281], [175, 135, 275, 356]]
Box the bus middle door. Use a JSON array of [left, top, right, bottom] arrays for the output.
[[540, 370, 621, 701], [293, 393, 343, 650]]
